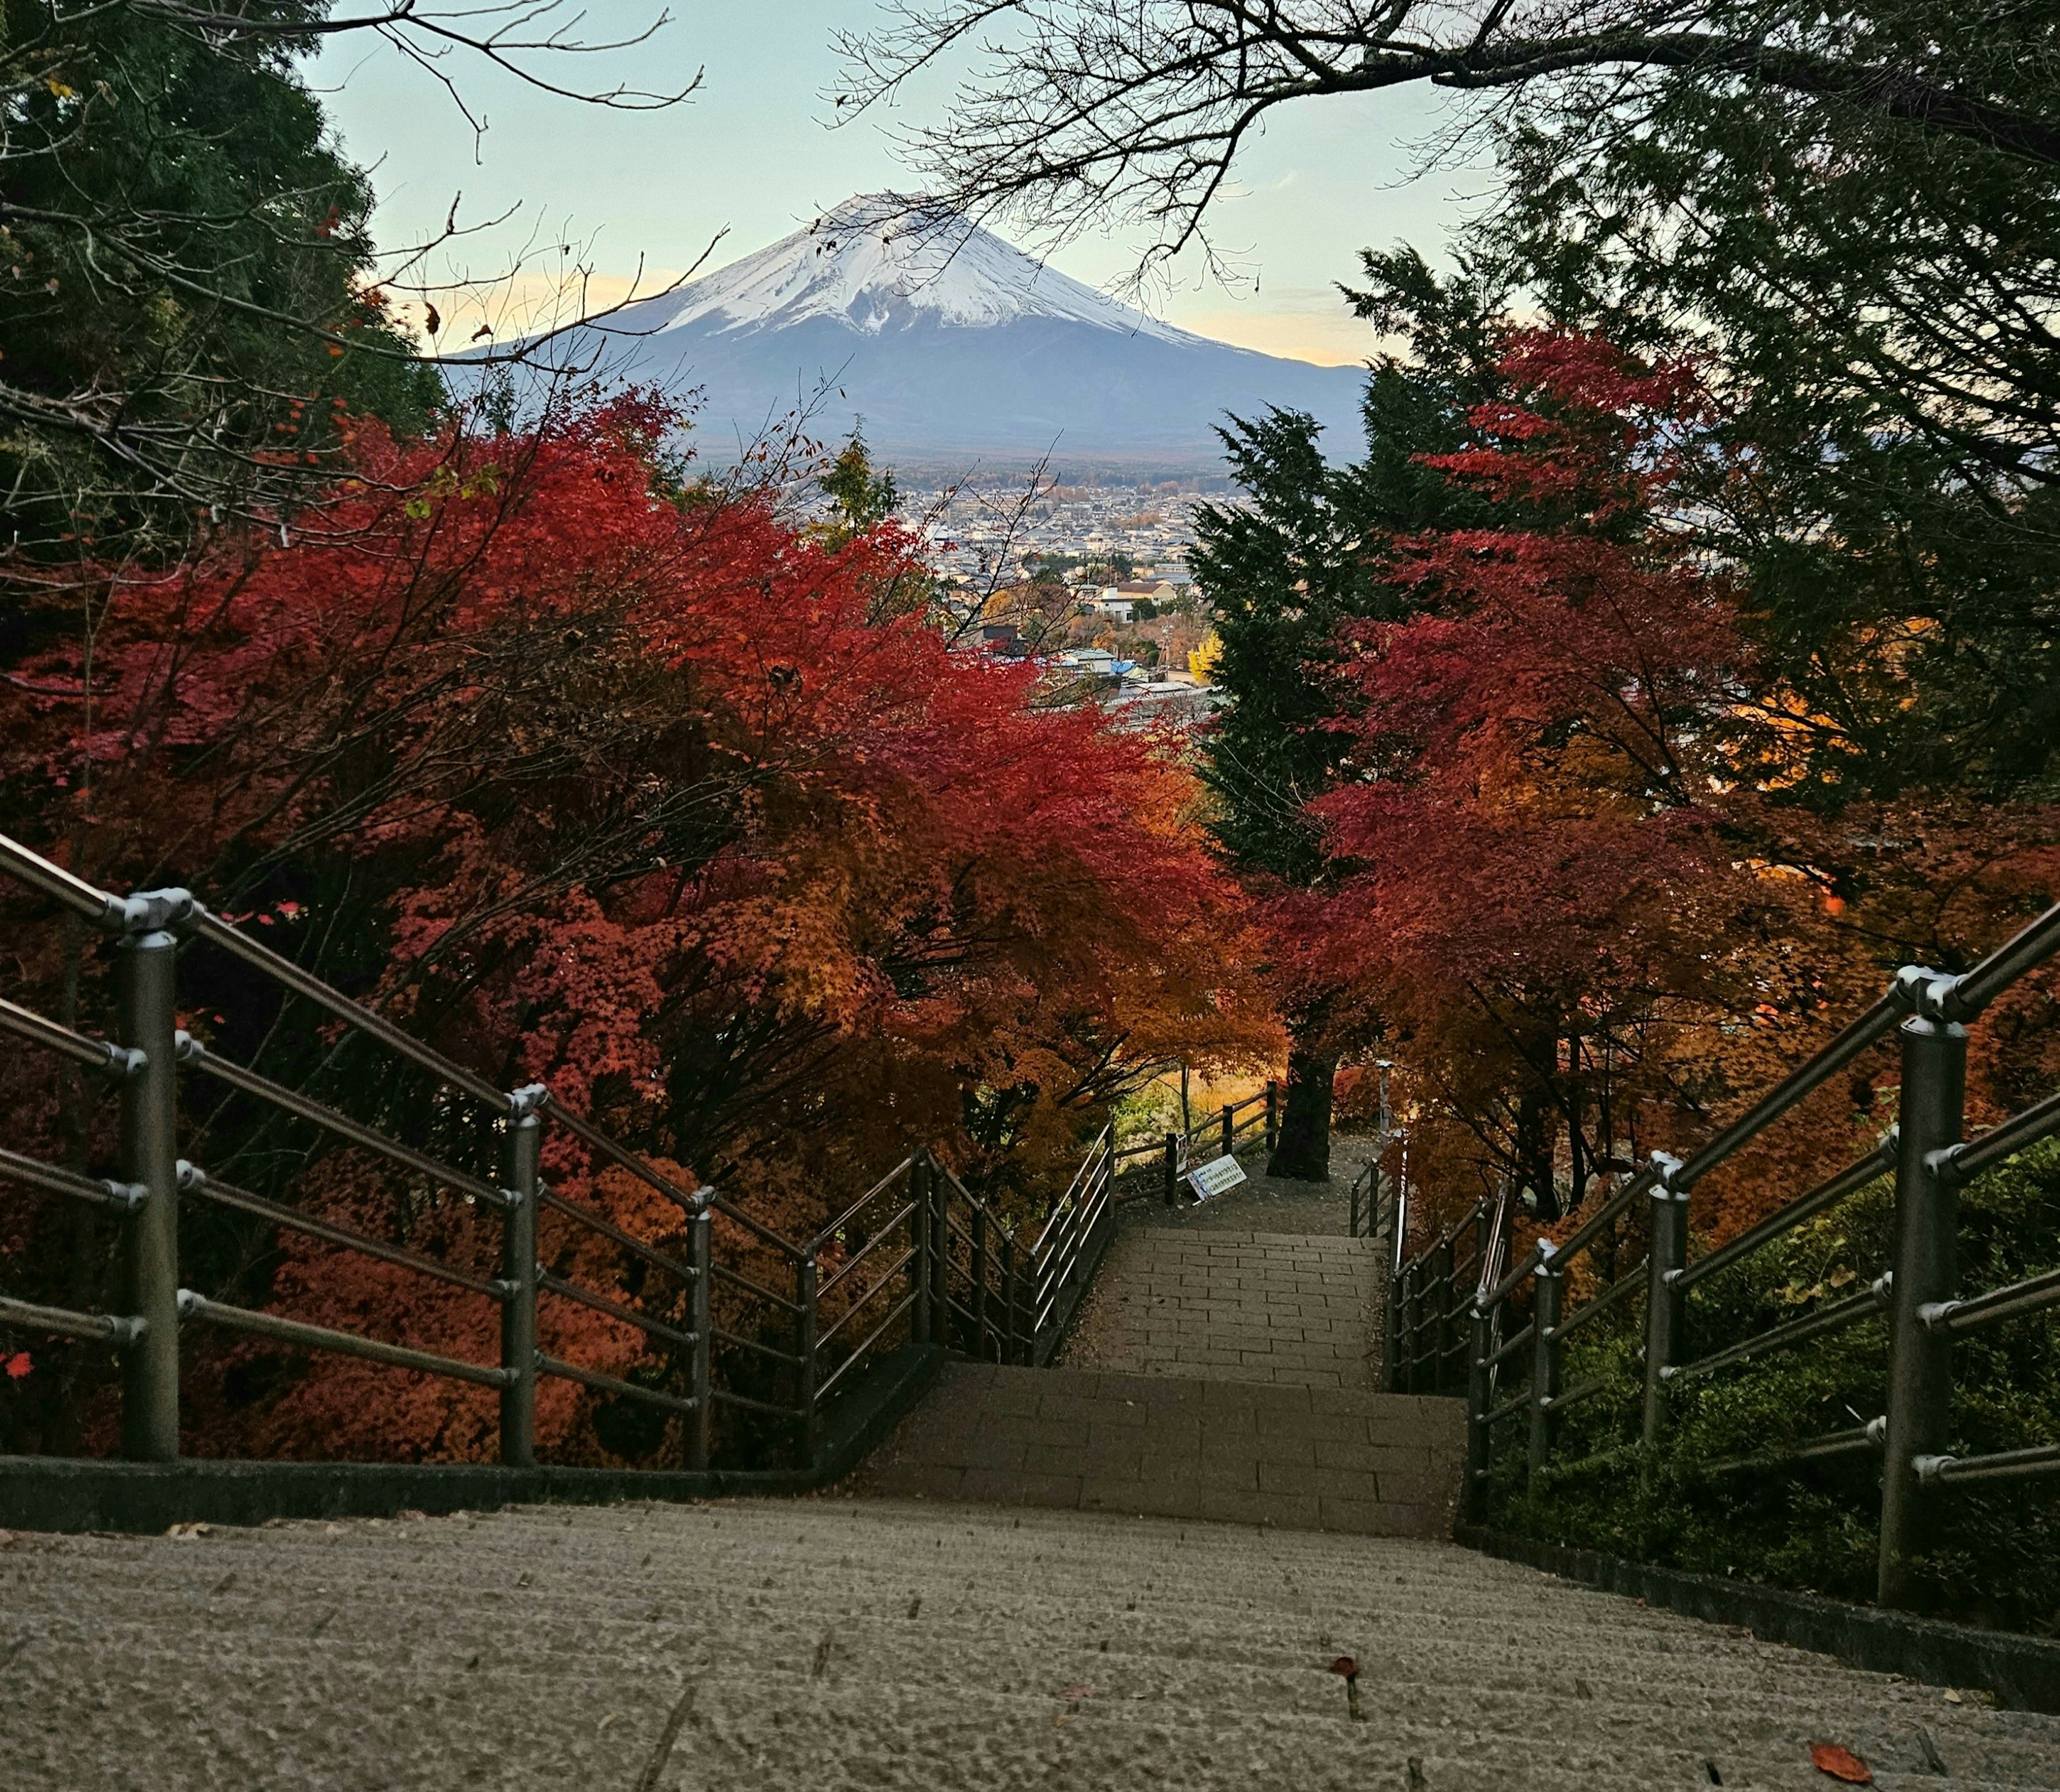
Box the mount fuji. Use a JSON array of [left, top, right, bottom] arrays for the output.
[[526, 196, 1367, 467]]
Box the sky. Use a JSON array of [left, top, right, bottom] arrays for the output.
[[317, 4, 1497, 367]]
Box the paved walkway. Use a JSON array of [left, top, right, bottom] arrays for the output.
[[1112, 1130, 1382, 1236], [9, 1498, 2059, 1790]]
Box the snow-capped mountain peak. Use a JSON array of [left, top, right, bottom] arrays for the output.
[[645, 195, 1201, 344]]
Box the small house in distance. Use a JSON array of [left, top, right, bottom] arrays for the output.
[[1087, 576, 1187, 625]]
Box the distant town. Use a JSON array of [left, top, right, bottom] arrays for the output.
[[906, 479, 1241, 725]]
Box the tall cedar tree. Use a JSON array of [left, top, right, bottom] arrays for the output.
[[1190, 253, 1499, 1177], [1488, 3, 2060, 801]]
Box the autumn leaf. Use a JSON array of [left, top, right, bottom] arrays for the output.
[[1809, 1742, 1872, 1783], [3, 1353, 30, 1381]]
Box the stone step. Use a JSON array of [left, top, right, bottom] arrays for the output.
[[1060, 1229, 1381, 1389], [11, 1497, 2060, 1789], [853, 1361, 1467, 1536]]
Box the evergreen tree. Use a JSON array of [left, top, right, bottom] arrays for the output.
[[1, 1, 443, 569], [1191, 253, 1502, 1178], [1488, 4, 2060, 802]]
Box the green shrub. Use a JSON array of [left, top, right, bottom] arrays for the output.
[[1479, 1139, 2060, 1633]]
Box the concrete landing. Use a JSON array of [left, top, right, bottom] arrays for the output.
[[854, 1362, 1465, 1536], [10, 1498, 2060, 1790]]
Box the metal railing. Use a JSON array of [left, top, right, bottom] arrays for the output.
[[0, 831, 1124, 1471], [1380, 899, 2060, 1609], [1108, 1083, 1278, 1205]]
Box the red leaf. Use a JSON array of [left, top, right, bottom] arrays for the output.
[[1329, 1656, 1359, 1679], [1809, 1743, 1873, 1783], [4, 1352, 31, 1381]]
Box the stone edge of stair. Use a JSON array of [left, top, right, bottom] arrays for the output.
[[1459, 1523, 2060, 1715], [0, 1344, 942, 1537]]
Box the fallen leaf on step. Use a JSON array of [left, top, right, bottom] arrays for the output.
[[165, 1522, 211, 1540], [1809, 1743, 1873, 1783], [1329, 1657, 1359, 1679], [1055, 1685, 1094, 1702]]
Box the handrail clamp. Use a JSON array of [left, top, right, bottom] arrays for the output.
[[113, 886, 198, 938], [1648, 1151, 1686, 1195], [1894, 963, 1969, 1024]]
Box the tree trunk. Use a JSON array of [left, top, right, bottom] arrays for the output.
[[1515, 1085, 1560, 1220], [1266, 1048, 1336, 1182]]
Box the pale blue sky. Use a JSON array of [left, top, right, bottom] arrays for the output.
[[317, 4, 1494, 365]]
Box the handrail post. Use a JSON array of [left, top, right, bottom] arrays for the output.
[[928, 1153, 949, 1349], [1878, 987, 1968, 1609], [1163, 1132, 1178, 1207], [1265, 1078, 1279, 1153], [1528, 1245, 1563, 1481], [797, 1253, 820, 1467], [909, 1155, 932, 1347], [687, 1197, 713, 1471], [1220, 1102, 1233, 1160], [117, 910, 182, 1462], [1403, 1262, 1423, 1393], [1392, 1252, 1409, 1392], [1642, 1157, 1689, 1452], [499, 1089, 543, 1469], [971, 1203, 990, 1361], [1000, 1232, 1019, 1365], [1465, 1303, 1494, 1521], [1432, 1234, 1455, 1394]]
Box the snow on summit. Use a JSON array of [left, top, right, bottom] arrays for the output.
[[650, 195, 1198, 343]]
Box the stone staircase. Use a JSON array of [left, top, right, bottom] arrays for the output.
[[13, 1496, 2060, 1789], [855, 1362, 1463, 1534], [13, 1201, 2060, 1786], [855, 1220, 1468, 1536]]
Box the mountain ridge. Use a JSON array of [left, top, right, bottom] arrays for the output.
[[523, 195, 1367, 465]]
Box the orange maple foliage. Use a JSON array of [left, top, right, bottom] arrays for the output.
[[1306, 335, 2058, 1253]]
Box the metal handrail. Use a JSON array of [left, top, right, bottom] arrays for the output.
[[541, 1188, 695, 1286], [0, 823, 1158, 1481], [1946, 901, 2060, 1019], [1939, 1086, 2060, 1185], [537, 1270, 698, 1352], [0, 1146, 144, 1214], [1673, 1140, 1896, 1294], [181, 1164, 504, 1301], [1550, 1171, 1651, 1267], [536, 1354, 700, 1417], [1550, 1257, 1647, 1343], [0, 1295, 143, 1346], [0, 834, 128, 927], [190, 908, 508, 1112], [1433, 898, 2060, 1610], [178, 1035, 512, 1210], [0, 995, 133, 1075], [814, 1247, 921, 1352], [809, 1155, 917, 1257], [176, 1289, 512, 1389], [816, 1203, 918, 1299]]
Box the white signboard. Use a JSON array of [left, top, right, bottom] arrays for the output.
[[1187, 1153, 1248, 1203]]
